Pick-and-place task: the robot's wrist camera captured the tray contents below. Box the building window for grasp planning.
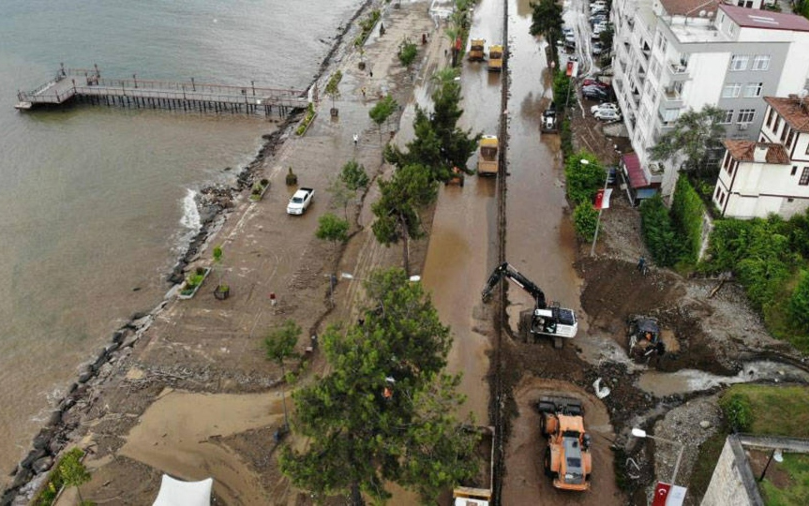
[752,55,771,71]
[801,168,809,186]
[722,83,741,98]
[730,55,749,71]
[766,107,775,128]
[715,186,721,199]
[744,83,763,98]
[774,115,781,134]
[737,109,755,123]
[781,125,790,143]
[720,191,725,205]
[787,129,796,150]
[720,109,734,124]
[793,166,799,176]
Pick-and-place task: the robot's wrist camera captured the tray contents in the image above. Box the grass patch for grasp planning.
[760,453,809,506]
[689,429,730,501]
[723,385,809,438]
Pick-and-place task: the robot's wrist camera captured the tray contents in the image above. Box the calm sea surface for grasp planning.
[0,0,360,479]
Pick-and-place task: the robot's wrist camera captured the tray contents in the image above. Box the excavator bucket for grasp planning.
[537,396,583,416]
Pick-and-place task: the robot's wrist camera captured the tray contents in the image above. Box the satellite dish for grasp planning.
[774,449,784,463]
[699,10,707,17]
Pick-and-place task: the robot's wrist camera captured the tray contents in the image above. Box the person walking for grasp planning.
[636,256,646,274]
[353,133,359,147]
[361,87,366,99]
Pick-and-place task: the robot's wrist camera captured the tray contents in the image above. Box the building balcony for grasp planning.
[661,87,684,108]
[665,61,690,80]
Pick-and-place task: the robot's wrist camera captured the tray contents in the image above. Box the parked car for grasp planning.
[582,87,609,101]
[287,187,315,215]
[564,33,576,47]
[592,42,604,55]
[606,167,617,185]
[583,78,610,89]
[590,15,608,25]
[591,102,619,114]
[594,109,622,121]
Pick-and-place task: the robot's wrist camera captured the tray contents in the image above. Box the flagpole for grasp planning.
[590,167,611,257]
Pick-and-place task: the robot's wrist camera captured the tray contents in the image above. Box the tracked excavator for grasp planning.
[481,262,578,348]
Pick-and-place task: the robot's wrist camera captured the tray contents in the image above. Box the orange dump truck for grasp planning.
[468,39,485,61]
[487,44,503,71]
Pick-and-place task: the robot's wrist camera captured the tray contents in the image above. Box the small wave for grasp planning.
[180,188,202,233]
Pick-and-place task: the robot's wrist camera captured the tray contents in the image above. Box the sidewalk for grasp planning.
[66,2,456,505]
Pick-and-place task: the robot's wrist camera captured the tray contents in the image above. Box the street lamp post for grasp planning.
[590,162,611,257]
[631,428,686,486]
[759,448,784,482]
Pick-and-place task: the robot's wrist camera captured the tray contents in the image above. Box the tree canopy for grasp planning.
[649,106,727,177]
[564,151,604,205]
[371,164,438,274]
[385,78,479,182]
[279,268,477,504]
[530,0,563,63]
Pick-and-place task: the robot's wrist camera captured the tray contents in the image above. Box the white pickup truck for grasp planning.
[286,187,315,215]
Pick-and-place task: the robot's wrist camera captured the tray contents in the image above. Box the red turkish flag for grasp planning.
[455,37,462,51]
[652,482,672,506]
[594,189,604,209]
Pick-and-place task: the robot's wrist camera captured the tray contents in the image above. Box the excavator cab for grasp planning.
[627,315,666,363]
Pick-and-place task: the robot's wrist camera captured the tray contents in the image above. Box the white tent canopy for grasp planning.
[152,474,213,506]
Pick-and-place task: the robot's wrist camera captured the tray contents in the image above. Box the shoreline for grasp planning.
[1,0,375,502]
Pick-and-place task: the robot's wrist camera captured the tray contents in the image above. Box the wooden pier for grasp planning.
[15,65,310,117]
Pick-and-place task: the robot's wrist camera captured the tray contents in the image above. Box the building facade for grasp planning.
[611,0,809,197]
[714,95,809,218]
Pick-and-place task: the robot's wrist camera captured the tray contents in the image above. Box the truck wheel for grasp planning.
[544,447,553,477]
[540,414,548,437]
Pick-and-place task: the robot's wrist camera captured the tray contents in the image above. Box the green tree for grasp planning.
[327,175,356,221]
[385,78,479,182]
[530,0,563,64]
[369,95,399,138]
[325,70,342,111]
[371,164,438,274]
[573,202,599,241]
[399,41,418,66]
[316,213,350,258]
[264,319,301,429]
[342,159,370,190]
[649,106,727,178]
[791,270,809,331]
[60,448,92,505]
[279,268,477,505]
[564,151,604,205]
[640,194,682,267]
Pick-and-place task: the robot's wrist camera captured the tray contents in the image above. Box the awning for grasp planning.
[153,475,212,506]
[622,153,648,189]
[635,188,658,200]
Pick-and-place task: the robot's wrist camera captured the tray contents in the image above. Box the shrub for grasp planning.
[670,176,705,263]
[564,151,603,205]
[719,392,754,432]
[640,194,682,267]
[399,41,418,66]
[560,117,573,158]
[573,202,598,241]
[791,270,809,331]
[552,71,573,108]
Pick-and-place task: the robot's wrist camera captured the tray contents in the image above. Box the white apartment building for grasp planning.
[611,0,809,199]
[713,95,809,218]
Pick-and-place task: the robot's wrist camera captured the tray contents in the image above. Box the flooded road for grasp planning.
[422,0,504,422]
[504,0,584,337]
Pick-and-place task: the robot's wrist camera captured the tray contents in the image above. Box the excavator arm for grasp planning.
[481,262,547,308]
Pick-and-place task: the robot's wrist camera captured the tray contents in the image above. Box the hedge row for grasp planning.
[670,176,704,263]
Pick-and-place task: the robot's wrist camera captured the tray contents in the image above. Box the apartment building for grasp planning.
[611,0,809,198]
[714,94,809,218]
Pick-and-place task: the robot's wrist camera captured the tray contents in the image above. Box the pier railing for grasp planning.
[16,66,309,116]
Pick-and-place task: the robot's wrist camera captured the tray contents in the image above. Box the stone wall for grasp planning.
[701,436,761,506]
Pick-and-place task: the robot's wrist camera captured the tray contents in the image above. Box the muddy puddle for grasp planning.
[502,377,622,505]
[636,360,809,397]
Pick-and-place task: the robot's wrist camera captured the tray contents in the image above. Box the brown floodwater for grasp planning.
[421,0,504,423]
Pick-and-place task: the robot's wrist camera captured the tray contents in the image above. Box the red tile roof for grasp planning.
[622,153,649,189]
[660,0,719,17]
[723,140,790,164]
[720,4,809,32]
[764,96,809,133]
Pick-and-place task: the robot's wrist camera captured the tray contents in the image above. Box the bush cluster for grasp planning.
[640,194,682,268]
[573,202,598,241]
[671,176,704,263]
[719,392,753,432]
